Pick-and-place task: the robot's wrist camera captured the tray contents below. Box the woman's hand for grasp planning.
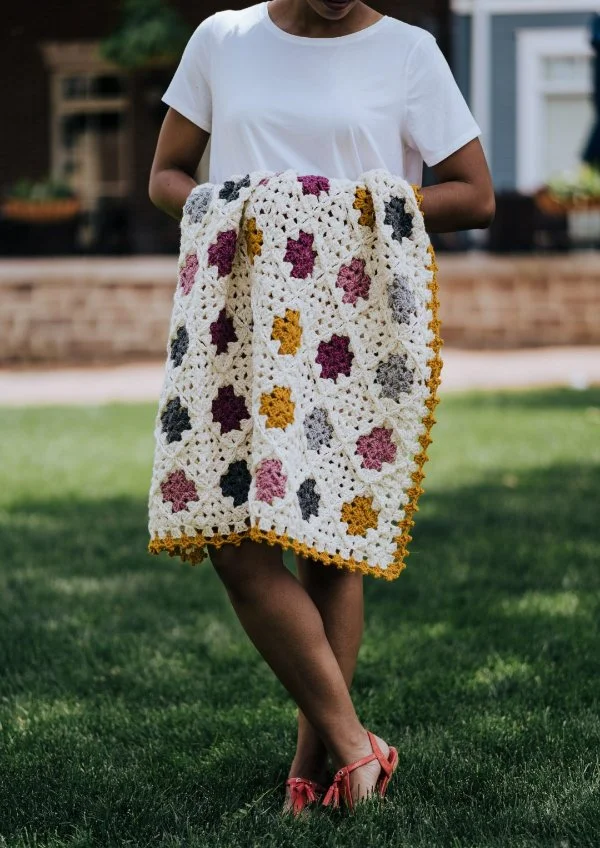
[419,137,495,233]
[148,108,211,221]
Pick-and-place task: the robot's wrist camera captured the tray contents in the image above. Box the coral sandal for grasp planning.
[321,730,399,812]
[283,776,328,816]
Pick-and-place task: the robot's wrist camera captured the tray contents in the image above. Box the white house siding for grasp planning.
[491,12,594,190]
[452,10,595,190]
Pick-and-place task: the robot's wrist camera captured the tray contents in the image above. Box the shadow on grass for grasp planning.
[1,455,599,846]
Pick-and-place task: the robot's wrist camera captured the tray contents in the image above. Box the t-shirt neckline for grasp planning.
[260,1,391,44]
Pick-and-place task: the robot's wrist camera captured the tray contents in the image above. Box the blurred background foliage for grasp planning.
[99,0,192,69]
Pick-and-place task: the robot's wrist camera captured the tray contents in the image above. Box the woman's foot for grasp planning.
[331,728,392,806]
[282,755,330,814]
[282,777,327,816]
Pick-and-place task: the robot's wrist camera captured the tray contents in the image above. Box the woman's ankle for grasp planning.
[288,742,329,780]
[328,725,372,769]
[329,726,392,771]
[287,758,329,784]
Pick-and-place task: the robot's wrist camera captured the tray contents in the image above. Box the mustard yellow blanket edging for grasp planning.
[147,183,442,581]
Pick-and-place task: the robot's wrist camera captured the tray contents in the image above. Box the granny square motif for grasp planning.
[147,168,442,580]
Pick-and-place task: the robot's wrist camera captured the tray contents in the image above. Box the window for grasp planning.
[516,27,594,192]
[41,42,131,248]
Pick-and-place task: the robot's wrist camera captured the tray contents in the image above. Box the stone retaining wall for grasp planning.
[1,253,599,363]
[438,253,599,348]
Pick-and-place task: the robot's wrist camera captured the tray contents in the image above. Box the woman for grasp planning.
[148,0,494,813]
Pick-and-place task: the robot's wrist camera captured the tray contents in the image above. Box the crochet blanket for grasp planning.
[147,168,442,581]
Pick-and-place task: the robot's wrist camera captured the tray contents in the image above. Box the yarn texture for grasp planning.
[147,168,442,581]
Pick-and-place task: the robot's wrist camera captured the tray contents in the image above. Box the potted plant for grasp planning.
[534,163,600,215]
[2,177,80,224]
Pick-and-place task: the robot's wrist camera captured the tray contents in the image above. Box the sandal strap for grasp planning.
[322,730,394,809]
[285,776,326,793]
[366,729,394,778]
[342,751,378,775]
[335,731,393,778]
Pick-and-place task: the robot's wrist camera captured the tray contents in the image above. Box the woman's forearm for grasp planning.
[417,181,495,233]
[150,168,493,234]
[149,168,198,221]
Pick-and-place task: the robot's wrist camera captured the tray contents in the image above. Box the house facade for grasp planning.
[1,0,450,255]
[451,0,598,193]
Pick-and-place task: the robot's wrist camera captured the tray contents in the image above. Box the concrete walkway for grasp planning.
[1,347,599,407]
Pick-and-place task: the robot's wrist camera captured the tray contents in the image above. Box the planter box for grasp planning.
[534,188,600,215]
[2,197,80,223]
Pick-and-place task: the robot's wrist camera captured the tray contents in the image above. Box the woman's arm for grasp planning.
[148,108,211,221]
[150,107,493,232]
[417,137,495,233]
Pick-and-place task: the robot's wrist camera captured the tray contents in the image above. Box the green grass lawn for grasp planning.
[0,388,599,848]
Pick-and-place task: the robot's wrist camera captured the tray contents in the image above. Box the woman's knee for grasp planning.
[296,552,363,586]
[207,538,281,598]
[208,541,248,588]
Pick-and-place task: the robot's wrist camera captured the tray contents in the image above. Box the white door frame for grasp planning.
[516,26,593,192]
[470,0,492,167]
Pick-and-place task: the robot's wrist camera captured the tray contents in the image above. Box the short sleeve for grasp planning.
[161,17,213,132]
[403,32,481,167]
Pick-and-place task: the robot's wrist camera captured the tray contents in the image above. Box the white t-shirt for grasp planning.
[161,1,481,185]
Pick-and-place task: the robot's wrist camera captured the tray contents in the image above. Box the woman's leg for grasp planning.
[288,554,364,786]
[207,537,389,802]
